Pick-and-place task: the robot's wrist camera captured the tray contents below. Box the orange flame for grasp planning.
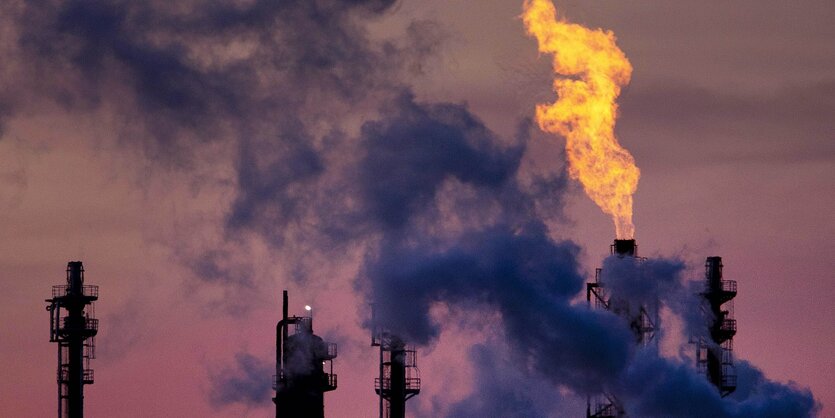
[522,0,639,239]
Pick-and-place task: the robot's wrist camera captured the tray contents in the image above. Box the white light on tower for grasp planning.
[305,305,312,311]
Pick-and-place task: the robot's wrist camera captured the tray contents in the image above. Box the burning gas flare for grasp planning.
[522,0,640,239]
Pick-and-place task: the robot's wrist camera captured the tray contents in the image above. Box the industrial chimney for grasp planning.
[370,306,421,418]
[45,261,99,418]
[696,257,738,397]
[273,291,337,418]
[585,239,657,418]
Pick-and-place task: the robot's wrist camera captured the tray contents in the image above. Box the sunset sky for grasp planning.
[0,1,832,417]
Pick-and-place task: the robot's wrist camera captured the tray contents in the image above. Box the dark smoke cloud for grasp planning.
[9,0,406,162]
[365,222,633,391]
[600,255,685,307]
[346,83,817,417]
[731,360,820,417]
[444,342,583,418]
[353,93,633,394]
[599,255,708,339]
[2,0,442,299]
[2,1,820,415]
[618,350,819,417]
[358,91,524,230]
[209,352,273,408]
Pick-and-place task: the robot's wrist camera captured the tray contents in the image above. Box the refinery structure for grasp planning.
[371,325,421,418]
[45,246,741,418]
[45,262,99,418]
[697,257,738,397]
[274,291,338,418]
[585,241,739,418]
[586,239,656,417]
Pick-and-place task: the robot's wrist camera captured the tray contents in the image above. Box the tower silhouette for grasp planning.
[45,261,99,418]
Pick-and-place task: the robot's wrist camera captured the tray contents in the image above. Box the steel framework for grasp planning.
[370,308,420,418]
[585,240,657,418]
[273,291,337,418]
[695,257,737,397]
[45,261,98,418]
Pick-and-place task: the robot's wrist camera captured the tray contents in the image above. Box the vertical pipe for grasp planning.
[67,332,83,418]
[389,345,406,418]
[66,262,84,418]
[282,291,288,372]
[705,257,723,391]
[379,345,384,418]
[276,290,289,418]
[57,344,62,418]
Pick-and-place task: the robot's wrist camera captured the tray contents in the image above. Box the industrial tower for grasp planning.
[696,257,737,397]
[45,261,99,418]
[273,291,337,418]
[371,331,421,418]
[586,239,657,418]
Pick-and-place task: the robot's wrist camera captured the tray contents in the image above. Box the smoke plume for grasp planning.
[0,0,820,416]
[209,353,273,408]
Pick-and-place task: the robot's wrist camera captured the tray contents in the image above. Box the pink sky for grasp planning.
[0,1,832,417]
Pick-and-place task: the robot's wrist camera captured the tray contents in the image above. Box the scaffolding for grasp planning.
[585,239,657,418]
[45,261,99,418]
[371,308,420,418]
[695,257,737,397]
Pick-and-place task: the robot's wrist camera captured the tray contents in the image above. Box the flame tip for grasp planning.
[523,0,639,238]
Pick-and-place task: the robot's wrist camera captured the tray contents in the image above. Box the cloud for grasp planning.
[357,91,524,230]
[2,2,821,416]
[209,352,273,409]
[444,342,583,418]
[619,350,820,418]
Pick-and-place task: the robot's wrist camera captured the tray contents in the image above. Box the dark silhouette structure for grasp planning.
[372,332,420,418]
[369,305,420,418]
[696,257,737,397]
[45,261,99,418]
[586,239,656,418]
[273,291,337,418]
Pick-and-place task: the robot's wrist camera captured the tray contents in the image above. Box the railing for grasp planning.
[721,373,737,389]
[375,377,421,392]
[83,369,94,384]
[60,317,99,333]
[590,403,619,418]
[405,377,420,391]
[721,280,737,293]
[86,318,99,332]
[327,343,338,358]
[58,368,94,384]
[719,319,737,332]
[52,285,99,298]
[273,371,337,391]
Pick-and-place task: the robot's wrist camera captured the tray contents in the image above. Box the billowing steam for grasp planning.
[0,0,819,416]
[523,0,640,239]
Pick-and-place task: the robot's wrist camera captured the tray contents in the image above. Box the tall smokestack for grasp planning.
[46,261,99,418]
[697,257,738,397]
[612,239,636,257]
[586,240,656,417]
[372,332,420,418]
[370,305,421,418]
[273,291,337,418]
